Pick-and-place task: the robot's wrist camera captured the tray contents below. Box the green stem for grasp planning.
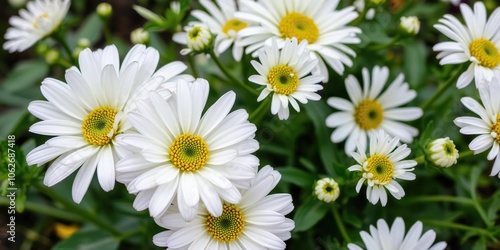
[209,50,259,96]
[459,150,474,159]
[332,205,352,243]
[472,198,492,228]
[187,54,199,79]
[102,21,113,44]
[406,195,474,205]
[422,219,497,242]
[34,183,120,237]
[249,97,270,125]
[52,31,76,65]
[413,155,425,164]
[0,197,83,222]
[367,35,401,51]
[420,64,466,110]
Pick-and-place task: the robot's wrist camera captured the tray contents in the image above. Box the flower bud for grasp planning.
[314,177,340,203]
[130,28,150,44]
[45,49,60,65]
[181,24,213,55]
[96,3,112,19]
[77,38,91,48]
[427,137,459,168]
[400,16,420,35]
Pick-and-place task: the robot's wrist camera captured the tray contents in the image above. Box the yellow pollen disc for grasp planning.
[365,154,394,185]
[279,12,319,43]
[491,114,500,144]
[222,19,248,34]
[33,12,49,29]
[354,99,384,130]
[323,183,335,194]
[188,26,202,40]
[169,134,209,172]
[206,204,245,242]
[469,38,500,68]
[267,64,299,95]
[81,106,118,146]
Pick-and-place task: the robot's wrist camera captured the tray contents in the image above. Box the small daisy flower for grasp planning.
[26,45,189,203]
[188,0,250,61]
[3,0,70,52]
[248,38,324,120]
[235,0,361,82]
[428,137,459,168]
[433,2,500,88]
[347,217,447,250]
[348,131,417,206]
[399,16,420,35]
[173,24,214,55]
[116,79,259,221]
[454,81,500,177]
[326,66,423,154]
[314,177,340,203]
[152,165,294,250]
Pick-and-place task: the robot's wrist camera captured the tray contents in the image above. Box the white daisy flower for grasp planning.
[326,66,423,155]
[454,81,500,177]
[152,165,294,250]
[348,131,417,206]
[314,177,340,203]
[433,2,500,88]
[248,38,324,120]
[26,44,189,203]
[3,0,70,52]
[187,0,249,61]
[115,78,260,221]
[347,217,447,250]
[428,137,459,168]
[399,16,420,35]
[235,0,361,82]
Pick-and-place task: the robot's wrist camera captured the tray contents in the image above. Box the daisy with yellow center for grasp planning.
[326,66,423,154]
[235,0,361,82]
[26,44,189,203]
[249,38,324,120]
[115,79,259,221]
[152,166,295,249]
[433,2,500,88]
[3,0,70,52]
[348,131,417,206]
[454,81,500,178]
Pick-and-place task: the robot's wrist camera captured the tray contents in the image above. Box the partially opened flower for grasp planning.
[427,137,459,168]
[348,131,416,206]
[116,79,259,221]
[326,66,422,154]
[188,0,250,61]
[433,2,500,88]
[314,177,340,203]
[235,0,361,82]
[26,44,189,203]
[153,166,294,250]
[248,38,324,120]
[173,24,214,55]
[4,0,70,52]
[454,81,500,177]
[347,217,447,250]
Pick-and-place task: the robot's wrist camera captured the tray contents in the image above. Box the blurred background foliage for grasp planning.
[0,0,499,249]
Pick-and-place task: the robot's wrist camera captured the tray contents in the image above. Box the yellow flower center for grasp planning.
[279,12,319,43]
[81,106,118,146]
[469,38,500,68]
[491,114,500,144]
[267,65,299,95]
[354,99,384,130]
[322,183,335,194]
[169,134,209,172]
[188,26,203,40]
[222,19,248,34]
[365,154,394,185]
[33,12,49,29]
[206,203,245,242]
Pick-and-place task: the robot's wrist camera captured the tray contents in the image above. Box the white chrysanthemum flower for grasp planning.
[187,0,249,61]
[235,0,361,82]
[115,79,259,221]
[152,165,294,250]
[26,44,189,203]
[173,24,214,55]
[326,66,423,154]
[348,131,416,206]
[3,0,70,52]
[428,137,459,168]
[248,38,324,120]
[454,81,500,177]
[314,177,340,203]
[347,217,447,250]
[400,16,420,35]
[433,2,500,88]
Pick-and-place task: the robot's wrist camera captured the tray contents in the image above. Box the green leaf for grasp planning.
[293,196,329,232]
[0,109,28,138]
[52,231,119,250]
[276,167,315,188]
[403,40,428,88]
[2,60,49,93]
[72,13,103,45]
